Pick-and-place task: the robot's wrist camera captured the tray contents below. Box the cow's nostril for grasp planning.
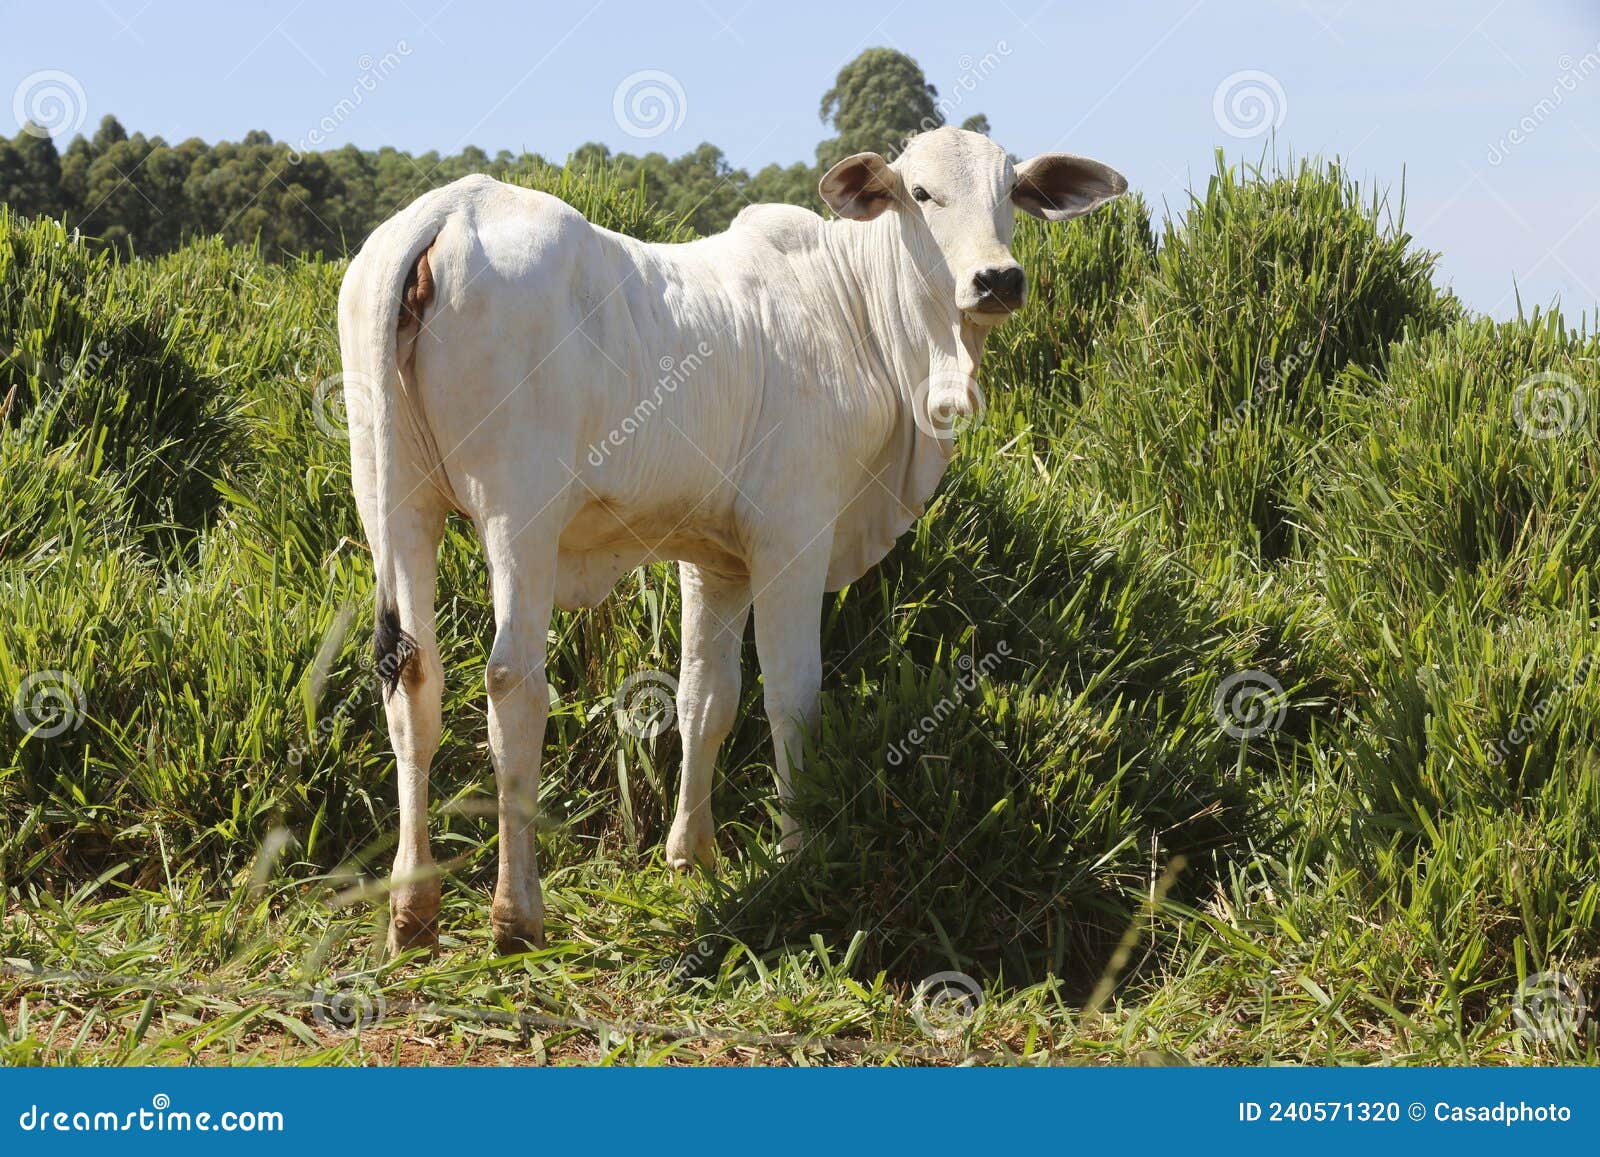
[973,266,1026,308]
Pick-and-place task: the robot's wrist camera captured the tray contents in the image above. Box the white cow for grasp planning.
[337,127,1126,955]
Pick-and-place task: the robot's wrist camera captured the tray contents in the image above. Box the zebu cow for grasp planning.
[337,127,1126,955]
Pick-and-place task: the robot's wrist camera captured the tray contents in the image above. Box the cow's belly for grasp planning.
[553,497,746,609]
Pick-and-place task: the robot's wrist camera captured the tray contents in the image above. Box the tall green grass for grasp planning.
[2,155,1598,1062]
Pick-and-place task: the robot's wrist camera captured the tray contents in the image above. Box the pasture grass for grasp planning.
[3,157,1599,1064]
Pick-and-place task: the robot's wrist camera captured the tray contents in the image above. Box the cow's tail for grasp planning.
[338,196,453,698]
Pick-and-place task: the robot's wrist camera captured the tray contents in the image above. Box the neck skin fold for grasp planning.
[817,210,987,427]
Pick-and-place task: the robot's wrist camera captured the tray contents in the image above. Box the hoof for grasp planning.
[387,878,441,958]
[778,817,804,858]
[665,821,715,872]
[387,909,439,957]
[491,893,545,956]
[492,920,546,956]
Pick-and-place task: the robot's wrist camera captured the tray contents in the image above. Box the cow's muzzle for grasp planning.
[968,264,1026,316]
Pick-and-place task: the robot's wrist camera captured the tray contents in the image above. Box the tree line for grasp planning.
[0,48,989,258]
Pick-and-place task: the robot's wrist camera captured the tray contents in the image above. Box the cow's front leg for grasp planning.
[666,564,751,870]
[750,539,831,855]
[481,517,557,954]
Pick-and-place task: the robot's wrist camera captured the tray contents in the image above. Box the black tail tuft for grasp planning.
[374,601,419,697]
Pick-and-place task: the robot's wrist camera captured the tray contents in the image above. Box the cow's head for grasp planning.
[819,127,1127,325]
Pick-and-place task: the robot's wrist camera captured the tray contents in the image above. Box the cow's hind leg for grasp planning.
[666,564,750,870]
[376,506,448,955]
[480,516,558,954]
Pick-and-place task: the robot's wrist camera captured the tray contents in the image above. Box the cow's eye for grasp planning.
[911,184,932,203]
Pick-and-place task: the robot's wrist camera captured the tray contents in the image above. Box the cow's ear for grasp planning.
[819,152,902,221]
[1011,153,1127,221]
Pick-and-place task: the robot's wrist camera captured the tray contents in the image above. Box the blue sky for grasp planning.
[7,0,1600,317]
